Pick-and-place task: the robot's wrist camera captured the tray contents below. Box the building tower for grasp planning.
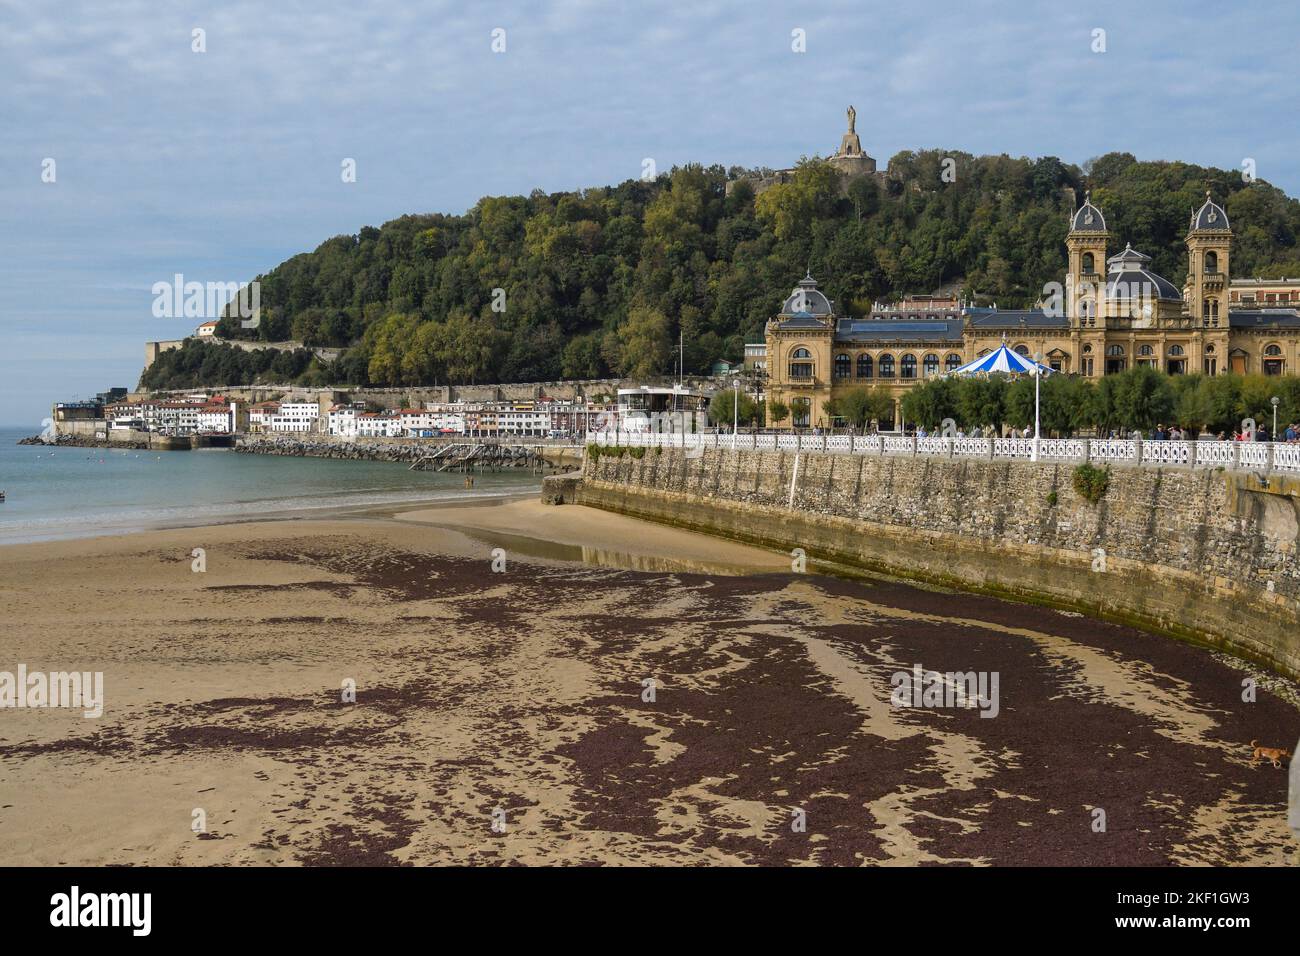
[764,274,837,429]
[1185,191,1232,328]
[1065,192,1109,329]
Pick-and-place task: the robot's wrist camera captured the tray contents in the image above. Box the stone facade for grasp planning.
[765,191,1300,429]
[577,447,1300,679]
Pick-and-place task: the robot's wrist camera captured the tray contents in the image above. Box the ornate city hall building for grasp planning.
[765,194,1300,428]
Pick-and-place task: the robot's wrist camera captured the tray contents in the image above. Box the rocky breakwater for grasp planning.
[17,433,149,450]
[235,435,427,463]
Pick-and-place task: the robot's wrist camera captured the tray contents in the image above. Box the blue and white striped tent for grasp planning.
[948,344,1055,376]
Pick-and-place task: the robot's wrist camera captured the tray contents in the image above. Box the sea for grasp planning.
[0,426,540,545]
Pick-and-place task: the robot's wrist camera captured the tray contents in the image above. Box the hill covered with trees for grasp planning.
[173,149,1300,390]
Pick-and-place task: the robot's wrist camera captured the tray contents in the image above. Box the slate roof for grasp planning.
[1191,194,1230,232]
[834,317,964,343]
[1228,309,1300,329]
[963,307,1068,329]
[1071,193,1107,233]
[780,274,834,317]
[777,315,832,330]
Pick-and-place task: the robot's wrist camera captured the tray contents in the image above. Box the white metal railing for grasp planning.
[586,430,1300,475]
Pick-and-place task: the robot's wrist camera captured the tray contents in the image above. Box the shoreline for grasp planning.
[0,487,542,550]
[0,496,1296,865]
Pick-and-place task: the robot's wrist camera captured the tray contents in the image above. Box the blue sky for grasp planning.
[1,0,1296,426]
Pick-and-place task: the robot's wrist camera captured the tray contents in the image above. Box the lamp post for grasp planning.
[1271,396,1280,440]
[1031,353,1043,462]
[732,375,740,450]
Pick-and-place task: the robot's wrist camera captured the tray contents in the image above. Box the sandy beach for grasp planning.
[0,497,1296,866]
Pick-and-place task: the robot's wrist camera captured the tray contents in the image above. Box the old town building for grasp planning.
[765,193,1300,428]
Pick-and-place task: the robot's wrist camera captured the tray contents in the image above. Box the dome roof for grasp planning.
[1105,244,1181,300]
[1070,191,1107,232]
[781,273,834,316]
[1190,192,1230,232]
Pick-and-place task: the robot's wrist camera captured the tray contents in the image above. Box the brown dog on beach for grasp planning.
[1249,740,1291,769]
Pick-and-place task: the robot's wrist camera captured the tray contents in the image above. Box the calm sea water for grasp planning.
[0,426,540,544]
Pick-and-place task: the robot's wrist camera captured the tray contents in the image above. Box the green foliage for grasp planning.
[709,388,758,427]
[1046,490,1059,507]
[896,368,1300,437]
[832,386,895,428]
[182,151,1300,389]
[957,375,1009,431]
[767,399,790,425]
[900,376,958,428]
[1072,463,1111,504]
[138,339,321,389]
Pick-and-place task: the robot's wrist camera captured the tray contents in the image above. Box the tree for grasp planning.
[900,377,959,429]
[767,399,790,425]
[615,306,673,379]
[709,389,757,428]
[1112,366,1176,433]
[956,376,1009,433]
[835,387,894,429]
[1004,373,1091,436]
[143,149,1300,394]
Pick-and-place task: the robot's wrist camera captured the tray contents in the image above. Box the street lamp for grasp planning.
[1271,396,1280,439]
[1031,352,1043,461]
[732,374,740,450]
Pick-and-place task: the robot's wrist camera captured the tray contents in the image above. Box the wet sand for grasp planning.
[0,498,1296,866]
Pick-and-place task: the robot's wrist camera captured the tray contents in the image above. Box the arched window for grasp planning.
[1205,251,1218,274]
[1138,344,1154,356]
[1168,344,1185,356]
[834,353,851,380]
[901,354,917,379]
[923,353,940,376]
[1205,344,1215,353]
[1082,252,1095,273]
[788,347,813,380]
[857,354,873,378]
[1106,345,1125,356]
[945,353,962,371]
[1014,344,1030,356]
[1204,298,1220,325]
[879,353,896,378]
[1083,344,1093,353]
[1264,344,1284,376]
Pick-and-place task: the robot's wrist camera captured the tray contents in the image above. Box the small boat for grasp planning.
[0,490,6,502]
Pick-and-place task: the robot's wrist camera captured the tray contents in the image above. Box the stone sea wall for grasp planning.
[572,447,1300,678]
[235,435,583,469]
[235,435,433,463]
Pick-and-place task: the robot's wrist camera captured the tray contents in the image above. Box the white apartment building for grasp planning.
[268,401,321,433]
[495,407,550,437]
[248,402,279,433]
[398,408,436,436]
[356,412,403,438]
[327,405,361,437]
[428,411,466,434]
[154,401,201,434]
[196,401,236,433]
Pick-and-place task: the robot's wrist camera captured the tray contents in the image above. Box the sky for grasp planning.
[1,0,1297,426]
